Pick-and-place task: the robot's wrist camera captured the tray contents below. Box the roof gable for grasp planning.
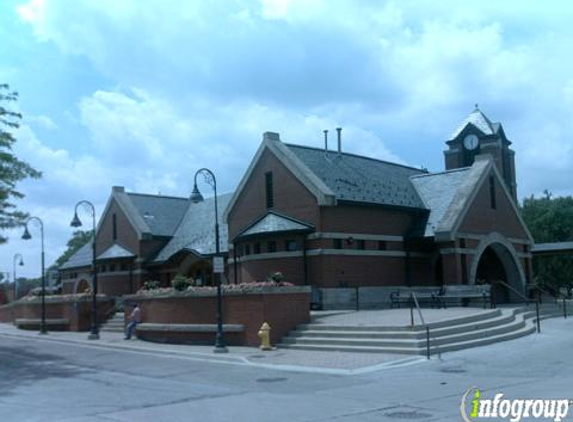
[97,243,135,260]
[153,193,232,263]
[59,240,93,270]
[450,108,501,140]
[235,211,314,240]
[410,168,472,237]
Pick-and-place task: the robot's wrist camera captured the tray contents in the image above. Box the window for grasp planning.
[254,242,261,254]
[378,241,387,251]
[489,176,497,209]
[265,171,274,209]
[245,244,251,256]
[120,263,128,271]
[356,239,365,250]
[285,240,297,251]
[267,241,277,253]
[109,264,116,272]
[112,213,117,240]
[334,239,342,249]
[459,239,466,248]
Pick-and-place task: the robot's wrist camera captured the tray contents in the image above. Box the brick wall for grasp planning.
[125,289,310,347]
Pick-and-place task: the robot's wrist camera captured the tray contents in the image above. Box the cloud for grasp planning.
[6,0,573,276]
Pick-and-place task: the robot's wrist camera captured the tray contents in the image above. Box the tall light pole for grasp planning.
[21,216,47,335]
[70,200,99,340]
[190,168,228,353]
[13,253,24,301]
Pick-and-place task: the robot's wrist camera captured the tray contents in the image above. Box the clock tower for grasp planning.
[444,106,517,201]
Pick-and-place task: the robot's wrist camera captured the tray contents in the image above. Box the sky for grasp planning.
[1,0,573,279]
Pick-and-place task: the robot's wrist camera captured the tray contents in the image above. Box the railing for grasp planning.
[410,292,441,360]
[493,280,541,333]
[529,283,569,320]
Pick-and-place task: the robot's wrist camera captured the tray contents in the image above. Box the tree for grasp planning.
[55,230,92,268]
[521,191,573,289]
[0,84,42,243]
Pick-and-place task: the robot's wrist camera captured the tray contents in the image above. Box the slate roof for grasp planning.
[153,193,233,262]
[97,244,135,260]
[236,211,314,240]
[410,168,472,237]
[286,144,426,209]
[59,241,92,270]
[450,108,501,140]
[411,158,491,237]
[126,193,189,237]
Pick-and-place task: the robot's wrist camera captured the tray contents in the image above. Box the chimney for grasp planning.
[336,127,342,154]
[112,186,125,193]
[263,131,280,142]
[323,130,328,151]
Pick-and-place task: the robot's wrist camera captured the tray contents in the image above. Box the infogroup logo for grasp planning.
[460,387,571,422]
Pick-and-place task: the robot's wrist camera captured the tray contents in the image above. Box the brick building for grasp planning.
[60,107,533,304]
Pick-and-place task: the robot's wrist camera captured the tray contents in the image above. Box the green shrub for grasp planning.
[143,280,161,290]
[267,272,284,283]
[172,275,194,291]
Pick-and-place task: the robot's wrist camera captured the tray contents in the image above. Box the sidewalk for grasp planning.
[0,322,425,375]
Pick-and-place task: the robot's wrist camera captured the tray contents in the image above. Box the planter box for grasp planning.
[0,295,114,331]
[124,286,311,347]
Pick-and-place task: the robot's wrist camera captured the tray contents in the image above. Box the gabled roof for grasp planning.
[97,187,189,240]
[126,193,189,237]
[450,107,502,140]
[286,144,426,209]
[410,167,473,237]
[223,132,427,219]
[58,241,93,270]
[153,193,233,263]
[411,155,533,242]
[97,244,135,261]
[235,211,314,241]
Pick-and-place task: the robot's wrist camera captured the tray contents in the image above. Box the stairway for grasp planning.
[99,312,125,333]
[279,302,569,355]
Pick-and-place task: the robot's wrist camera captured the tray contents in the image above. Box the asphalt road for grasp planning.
[2,317,573,422]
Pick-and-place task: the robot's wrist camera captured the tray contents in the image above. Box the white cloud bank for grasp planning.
[3,0,573,276]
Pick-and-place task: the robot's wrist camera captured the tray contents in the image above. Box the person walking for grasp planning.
[124,302,142,340]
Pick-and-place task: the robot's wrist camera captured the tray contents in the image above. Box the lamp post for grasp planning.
[13,253,24,301]
[70,200,99,340]
[21,216,47,335]
[190,168,228,353]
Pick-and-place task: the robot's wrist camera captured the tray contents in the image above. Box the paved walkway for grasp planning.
[0,307,497,375]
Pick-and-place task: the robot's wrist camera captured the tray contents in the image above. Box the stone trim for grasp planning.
[456,232,532,245]
[307,232,403,241]
[230,248,430,263]
[439,248,476,255]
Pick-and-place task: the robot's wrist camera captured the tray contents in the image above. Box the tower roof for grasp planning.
[449,106,501,140]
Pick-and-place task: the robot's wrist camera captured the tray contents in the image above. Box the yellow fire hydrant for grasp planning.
[258,322,272,351]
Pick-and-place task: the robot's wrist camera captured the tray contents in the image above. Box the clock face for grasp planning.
[463,134,479,150]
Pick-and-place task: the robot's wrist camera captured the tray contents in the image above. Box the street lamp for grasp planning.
[13,253,24,301]
[190,168,228,353]
[21,216,47,335]
[70,200,99,340]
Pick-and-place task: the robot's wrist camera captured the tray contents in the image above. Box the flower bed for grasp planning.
[124,283,311,347]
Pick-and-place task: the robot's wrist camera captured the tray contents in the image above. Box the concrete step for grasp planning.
[279,313,538,355]
[99,313,125,333]
[300,308,501,332]
[290,311,515,340]
[282,314,525,349]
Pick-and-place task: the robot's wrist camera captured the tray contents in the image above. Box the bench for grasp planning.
[15,318,69,331]
[135,323,246,345]
[436,285,492,309]
[390,289,440,309]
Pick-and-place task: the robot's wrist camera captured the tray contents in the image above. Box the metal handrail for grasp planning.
[530,283,566,301]
[410,292,441,360]
[493,280,541,333]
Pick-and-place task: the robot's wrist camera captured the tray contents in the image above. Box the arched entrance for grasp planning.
[178,254,214,286]
[74,279,91,294]
[469,233,526,303]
